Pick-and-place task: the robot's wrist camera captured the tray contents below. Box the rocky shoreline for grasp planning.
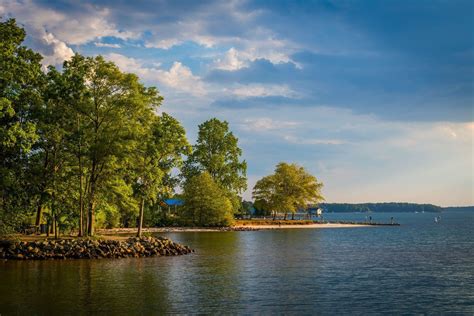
[0,236,194,260]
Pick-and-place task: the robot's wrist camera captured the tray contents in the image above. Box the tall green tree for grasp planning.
[63,54,161,236]
[28,66,78,236]
[0,18,44,232]
[253,162,324,220]
[134,113,190,237]
[183,118,247,212]
[183,172,234,227]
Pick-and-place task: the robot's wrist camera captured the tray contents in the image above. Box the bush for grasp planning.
[183,172,234,227]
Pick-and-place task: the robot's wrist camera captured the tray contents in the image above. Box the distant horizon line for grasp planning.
[319,202,474,208]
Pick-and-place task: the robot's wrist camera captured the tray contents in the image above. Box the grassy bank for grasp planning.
[235,219,317,226]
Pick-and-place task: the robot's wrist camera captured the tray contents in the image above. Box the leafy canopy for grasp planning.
[183,172,234,227]
[0,18,44,233]
[253,162,324,215]
[184,118,247,194]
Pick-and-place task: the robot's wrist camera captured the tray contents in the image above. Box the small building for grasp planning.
[159,199,184,213]
[306,205,323,217]
[164,199,184,207]
[316,208,322,217]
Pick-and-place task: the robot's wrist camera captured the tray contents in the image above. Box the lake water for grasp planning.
[1,211,473,314]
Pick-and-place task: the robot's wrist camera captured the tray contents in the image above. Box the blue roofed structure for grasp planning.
[164,199,184,206]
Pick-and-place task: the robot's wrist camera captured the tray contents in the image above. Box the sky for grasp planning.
[1,0,473,206]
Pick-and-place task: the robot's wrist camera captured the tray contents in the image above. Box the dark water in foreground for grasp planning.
[1,211,473,315]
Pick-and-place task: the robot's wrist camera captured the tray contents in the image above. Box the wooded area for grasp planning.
[0,19,251,236]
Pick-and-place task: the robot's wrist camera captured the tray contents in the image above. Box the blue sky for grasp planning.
[2,0,473,205]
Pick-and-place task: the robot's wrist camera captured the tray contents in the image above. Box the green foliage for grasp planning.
[0,18,44,230]
[183,118,247,214]
[253,162,324,217]
[0,18,42,156]
[184,118,247,192]
[0,19,248,234]
[133,112,190,236]
[253,199,272,217]
[134,113,191,201]
[239,200,254,217]
[183,172,234,227]
[61,54,161,235]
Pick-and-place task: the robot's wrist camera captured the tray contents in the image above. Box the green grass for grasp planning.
[235,219,316,226]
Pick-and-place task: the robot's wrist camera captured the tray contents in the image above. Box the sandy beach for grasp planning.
[233,223,371,230]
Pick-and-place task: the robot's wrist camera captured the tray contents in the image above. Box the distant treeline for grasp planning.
[442,206,474,212]
[320,203,443,213]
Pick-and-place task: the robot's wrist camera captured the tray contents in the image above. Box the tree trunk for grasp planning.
[52,217,56,238]
[291,213,295,220]
[77,115,84,237]
[284,213,288,220]
[54,216,58,240]
[87,201,95,236]
[87,181,96,236]
[35,203,43,226]
[78,161,84,237]
[35,152,49,226]
[137,198,145,237]
[272,211,276,220]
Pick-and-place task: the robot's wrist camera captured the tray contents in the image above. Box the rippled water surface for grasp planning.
[1,211,473,314]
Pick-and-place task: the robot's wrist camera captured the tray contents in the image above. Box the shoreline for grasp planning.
[97,222,376,234]
[3,221,396,243]
[234,223,372,229]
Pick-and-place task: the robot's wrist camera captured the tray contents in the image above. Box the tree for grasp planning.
[252,162,324,220]
[252,174,278,219]
[0,18,44,233]
[63,54,161,236]
[28,66,78,236]
[183,118,247,213]
[150,113,192,198]
[253,199,272,217]
[239,200,254,218]
[183,172,234,227]
[134,113,191,237]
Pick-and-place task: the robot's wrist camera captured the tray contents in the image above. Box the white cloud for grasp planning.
[230,84,298,98]
[105,53,206,96]
[4,0,298,68]
[283,135,346,145]
[214,38,299,71]
[136,2,298,67]
[160,62,206,96]
[145,38,182,50]
[215,48,247,70]
[94,42,121,48]
[40,32,74,66]
[240,117,300,132]
[21,0,135,45]
[379,122,474,149]
[237,106,473,205]
[234,34,297,65]
[2,0,136,65]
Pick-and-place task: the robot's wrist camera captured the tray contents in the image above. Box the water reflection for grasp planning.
[1,211,473,314]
